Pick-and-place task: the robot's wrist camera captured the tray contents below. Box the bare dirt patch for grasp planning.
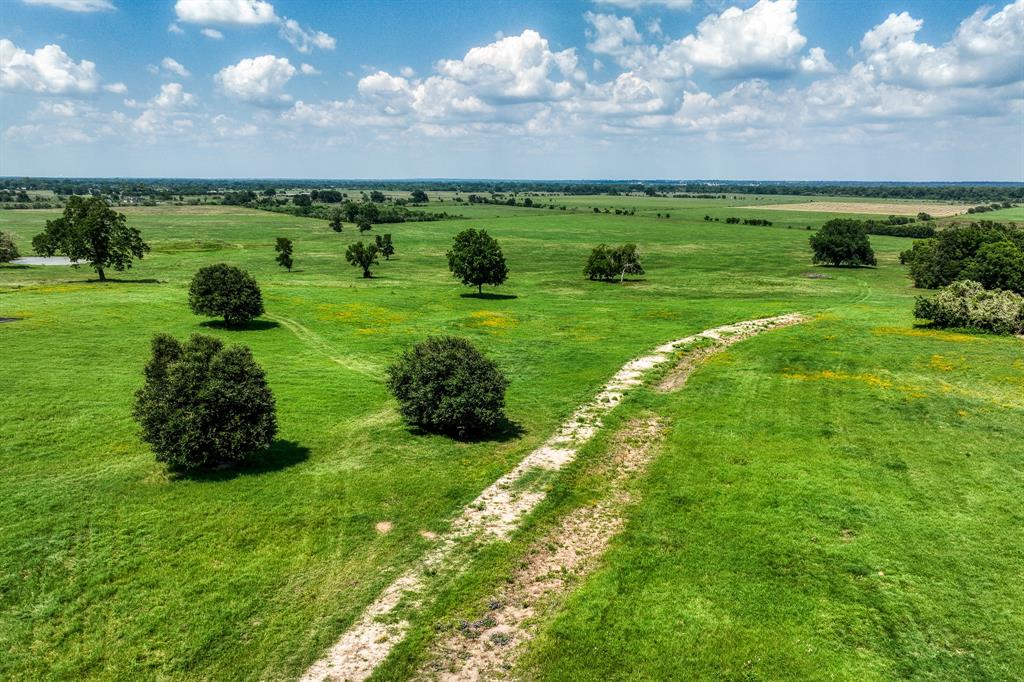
[416,418,663,681]
[299,315,804,682]
[375,521,394,534]
[748,201,970,217]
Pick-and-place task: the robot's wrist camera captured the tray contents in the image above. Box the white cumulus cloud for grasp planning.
[0,39,100,94]
[279,18,336,53]
[174,0,277,25]
[103,81,127,93]
[592,0,693,9]
[201,28,224,39]
[215,54,296,104]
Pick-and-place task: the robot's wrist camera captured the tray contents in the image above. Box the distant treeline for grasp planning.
[2,178,1022,203]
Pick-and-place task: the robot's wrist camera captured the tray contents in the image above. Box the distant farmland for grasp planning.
[748,201,971,216]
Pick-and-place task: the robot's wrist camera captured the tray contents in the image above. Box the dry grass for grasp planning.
[748,201,970,217]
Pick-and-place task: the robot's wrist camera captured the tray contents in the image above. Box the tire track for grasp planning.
[299,314,805,682]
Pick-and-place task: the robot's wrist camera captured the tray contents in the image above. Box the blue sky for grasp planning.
[1,0,1022,180]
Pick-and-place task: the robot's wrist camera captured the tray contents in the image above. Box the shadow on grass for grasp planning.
[408,417,525,444]
[0,265,31,270]
[175,439,310,482]
[199,319,281,331]
[459,292,519,300]
[82,277,165,284]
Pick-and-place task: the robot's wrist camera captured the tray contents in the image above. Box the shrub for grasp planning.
[914,280,1024,335]
[345,241,379,278]
[0,231,19,262]
[386,336,509,439]
[133,333,278,470]
[809,220,876,267]
[188,263,264,325]
[274,237,294,271]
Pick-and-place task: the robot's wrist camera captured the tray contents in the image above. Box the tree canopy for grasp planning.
[133,333,278,470]
[31,195,149,280]
[901,221,1024,293]
[188,263,265,325]
[809,220,876,267]
[275,237,294,271]
[584,243,645,282]
[375,233,395,260]
[446,228,509,294]
[345,241,379,278]
[0,231,19,263]
[386,336,509,439]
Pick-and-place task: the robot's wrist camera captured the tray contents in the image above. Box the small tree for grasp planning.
[386,336,509,439]
[447,228,509,294]
[275,237,294,271]
[375,233,395,260]
[346,241,379,278]
[809,220,876,267]
[358,220,372,233]
[0,231,19,263]
[133,333,277,470]
[31,195,149,280]
[329,209,343,233]
[188,263,264,325]
[584,243,644,282]
[410,189,428,203]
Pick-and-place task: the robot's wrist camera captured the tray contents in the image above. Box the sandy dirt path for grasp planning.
[300,314,805,682]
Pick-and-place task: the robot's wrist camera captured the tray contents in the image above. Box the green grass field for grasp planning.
[1,199,1021,680]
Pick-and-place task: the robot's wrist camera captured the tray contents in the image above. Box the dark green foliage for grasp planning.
[274,237,294,271]
[584,243,645,282]
[369,190,386,203]
[329,209,343,233]
[133,333,277,470]
[345,241,378,278]
[914,280,1024,334]
[446,228,509,294]
[386,336,509,439]
[292,194,312,207]
[901,221,1024,292]
[0,231,19,262]
[188,263,264,325]
[960,241,1024,292]
[375,233,395,260]
[410,189,428,203]
[31,195,149,280]
[358,220,372,233]
[809,220,876,267]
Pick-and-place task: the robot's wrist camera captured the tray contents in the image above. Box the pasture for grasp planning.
[1,198,1022,680]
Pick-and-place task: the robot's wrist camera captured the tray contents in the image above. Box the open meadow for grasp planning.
[1,197,1022,680]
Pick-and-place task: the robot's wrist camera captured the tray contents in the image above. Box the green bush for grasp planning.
[914,280,1024,335]
[583,243,644,282]
[133,333,278,470]
[386,336,509,439]
[188,263,264,325]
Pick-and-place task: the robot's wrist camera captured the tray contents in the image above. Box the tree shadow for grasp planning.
[459,292,519,300]
[0,264,31,270]
[199,319,281,331]
[407,417,525,444]
[174,439,310,482]
[83,277,165,284]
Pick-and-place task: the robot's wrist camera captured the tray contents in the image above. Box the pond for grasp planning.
[12,257,82,265]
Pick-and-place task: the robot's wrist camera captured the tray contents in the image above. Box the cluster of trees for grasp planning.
[717,216,774,226]
[914,280,1024,335]
[809,221,877,267]
[819,217,936,239]
[583,243,645,282]
[967,202,1014,214]
[900,221,1024,293]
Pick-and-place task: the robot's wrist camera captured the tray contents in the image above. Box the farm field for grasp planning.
[1,198,1022,681]
[749,201,972,217]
